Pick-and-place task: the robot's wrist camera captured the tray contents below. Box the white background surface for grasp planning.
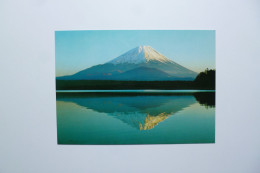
[1,0,260,172]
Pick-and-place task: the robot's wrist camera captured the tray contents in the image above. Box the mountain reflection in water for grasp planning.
[57,92,214,131]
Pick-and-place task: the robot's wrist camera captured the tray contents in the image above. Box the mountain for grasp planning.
[57,45,197,81]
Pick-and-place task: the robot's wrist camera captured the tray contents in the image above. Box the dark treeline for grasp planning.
[194,69,215,89]
[56,69,215,90]
[56,80,194,90]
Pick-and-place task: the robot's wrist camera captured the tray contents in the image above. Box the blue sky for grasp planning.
[55,30,215,77]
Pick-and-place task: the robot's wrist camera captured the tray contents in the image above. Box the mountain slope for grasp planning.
[113,66,173,81]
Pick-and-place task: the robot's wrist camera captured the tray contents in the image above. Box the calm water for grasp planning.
[56,91,215,145]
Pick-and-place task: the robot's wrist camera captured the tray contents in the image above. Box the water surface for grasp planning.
[56,91,215,144]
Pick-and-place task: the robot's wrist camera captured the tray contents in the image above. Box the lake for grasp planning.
[56,90,215,145]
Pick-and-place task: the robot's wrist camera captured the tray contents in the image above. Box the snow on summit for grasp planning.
[108,46,174,64]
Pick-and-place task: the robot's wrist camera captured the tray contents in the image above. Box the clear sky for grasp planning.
[55,30,215,77]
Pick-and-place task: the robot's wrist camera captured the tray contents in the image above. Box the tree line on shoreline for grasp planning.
[56,69,215,90]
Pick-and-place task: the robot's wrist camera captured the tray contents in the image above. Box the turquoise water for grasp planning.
[56,91,215,145]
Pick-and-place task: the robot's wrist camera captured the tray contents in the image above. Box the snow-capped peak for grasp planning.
[108,45,174,64]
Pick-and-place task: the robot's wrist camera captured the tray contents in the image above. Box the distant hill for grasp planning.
[57,46,197,81]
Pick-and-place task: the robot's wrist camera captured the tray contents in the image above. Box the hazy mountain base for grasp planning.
[58,62,197,81]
